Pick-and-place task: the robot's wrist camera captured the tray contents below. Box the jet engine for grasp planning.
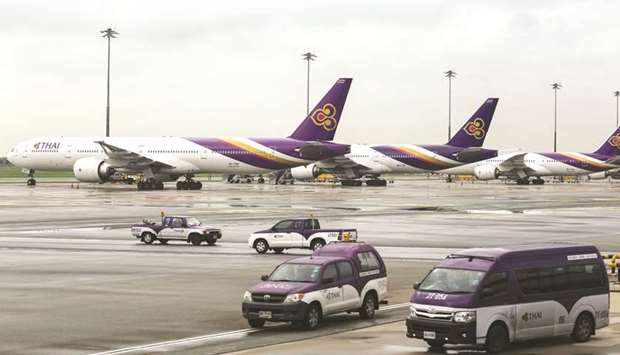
[473,165,499,181]
[589,170,620,180]
[290,164,320,180]
[73,157,114,183]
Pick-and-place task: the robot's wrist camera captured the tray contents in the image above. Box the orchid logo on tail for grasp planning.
[310,103,338,131]
[463,118,486,140]
[609,133,620,147]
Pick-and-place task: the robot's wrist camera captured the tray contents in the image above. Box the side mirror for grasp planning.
[322,277,335,284]
[413,282,420,290]
[260,275,269,281]
[481,288,493,297]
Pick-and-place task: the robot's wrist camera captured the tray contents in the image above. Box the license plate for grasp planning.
[258,311,272,319]
[423,331,436,340]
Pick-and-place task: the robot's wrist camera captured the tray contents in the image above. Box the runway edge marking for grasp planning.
[89,303,411,355]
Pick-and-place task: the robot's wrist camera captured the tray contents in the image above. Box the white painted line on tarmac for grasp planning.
[90,302,410,355]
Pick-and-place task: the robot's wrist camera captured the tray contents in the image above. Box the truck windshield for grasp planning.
[270,264,321,283]
[419,268,486,294]
[185,218,201,227]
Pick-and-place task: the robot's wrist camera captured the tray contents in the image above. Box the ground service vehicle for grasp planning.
[242,242,387,329]
[131,216,222,245]
[406,243,609,353]
[248,218,357,254]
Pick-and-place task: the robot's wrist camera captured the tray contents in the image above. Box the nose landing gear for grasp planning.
[26,169,36,186]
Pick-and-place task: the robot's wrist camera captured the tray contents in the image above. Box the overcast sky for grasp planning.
[1,0,619,154]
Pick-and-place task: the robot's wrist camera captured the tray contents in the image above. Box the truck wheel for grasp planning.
[572,313,594,343]
[254,239,269,254]
[485,322,508,353]
[206,235,217,246]
[273,248,284,254]
[142,233,155,245]
[302,303,321,330]
[310,239,325,251]
[189,234,202,246]
[359,293,376,319]
[248,319,265,328]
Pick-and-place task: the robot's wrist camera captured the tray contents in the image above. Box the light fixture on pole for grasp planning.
[444,70,457,140]
[551,83,562,152]
[614,91,619,128]
[101,28,119,137]
[301,52,317,115]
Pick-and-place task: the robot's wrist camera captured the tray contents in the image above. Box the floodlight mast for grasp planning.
[101,28,119,137]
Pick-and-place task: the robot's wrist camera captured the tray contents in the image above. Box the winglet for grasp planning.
[289,78,352,141]
[447,98,499,148]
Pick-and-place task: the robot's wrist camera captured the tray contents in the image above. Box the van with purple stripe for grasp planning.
[406,243,609,353]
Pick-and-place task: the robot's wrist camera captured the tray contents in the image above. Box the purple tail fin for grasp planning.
[593,126,620,156]
[289,78,352,141]
[447,98,499,148]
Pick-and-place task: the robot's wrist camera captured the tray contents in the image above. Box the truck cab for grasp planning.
[242,242,387,330]
[248,218,357,254]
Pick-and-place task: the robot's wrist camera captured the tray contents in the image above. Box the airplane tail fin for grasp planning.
[289,78,352,141]
[447,98,499,148]
[593,126,620,156]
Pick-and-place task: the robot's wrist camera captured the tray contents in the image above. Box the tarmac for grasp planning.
[1,178,619,355]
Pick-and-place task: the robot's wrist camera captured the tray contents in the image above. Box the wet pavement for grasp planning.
[1,178,619,354]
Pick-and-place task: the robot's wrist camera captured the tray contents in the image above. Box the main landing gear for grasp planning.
[532,178,545,185]
[26,169,36,186]
[341,179,387,187]
[137,179,164,191]
[516,178,530,185]
[177,175,202,190]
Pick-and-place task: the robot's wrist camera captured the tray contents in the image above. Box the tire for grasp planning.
[273,248,284,254]
[254,239,269,254]
[189,234,202,246]
[27,179,36,186]
[310,239,325,251]
[142,233,155,245]
[366,179,387,187]
[258,178,265,184]
[359,293,377,319]
[206,235,217,246]
[247,319,265,328]
[572,313,594,343]
[159,239,168,245]
[302,303,321,330]
[425,340,445,349]
[485,322,508,354]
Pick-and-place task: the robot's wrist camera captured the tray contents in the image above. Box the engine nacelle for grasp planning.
[73,157,114,183]
[473,165,499,181]
[588,171,609,180]
[290,165,320,180]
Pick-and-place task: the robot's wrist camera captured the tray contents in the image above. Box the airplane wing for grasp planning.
[95,141,175,170]
[495,153,531,179]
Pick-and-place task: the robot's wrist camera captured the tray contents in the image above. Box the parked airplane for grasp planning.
[439,126,620,184]
[287,98,499,186]
[6,78,353,190]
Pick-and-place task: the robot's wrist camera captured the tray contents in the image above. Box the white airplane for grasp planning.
[6,79,352,190]
[439,126,620,185]
[287,98,499,186]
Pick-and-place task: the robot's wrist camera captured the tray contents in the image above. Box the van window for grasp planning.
[480,272,509,298]
[419,268,485,294]
[322,264,338,282]
[357,251,380,272]
[516,263,604,294]
[336,261,354,279]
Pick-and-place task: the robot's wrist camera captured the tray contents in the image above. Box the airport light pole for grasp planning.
[444,70,457,140]
[551,83,562,152]
[302,52,317,115]
[614,91,620,127]
[101,28,119,137]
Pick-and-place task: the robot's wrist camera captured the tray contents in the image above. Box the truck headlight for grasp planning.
[283,293,304,303]
[454,311,476,323]
[243,291,252,302]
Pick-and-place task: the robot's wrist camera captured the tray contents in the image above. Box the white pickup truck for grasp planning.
[131,216,222,245]
[248,218,357,254]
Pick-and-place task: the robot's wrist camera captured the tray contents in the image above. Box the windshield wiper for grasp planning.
[419,288,447,293]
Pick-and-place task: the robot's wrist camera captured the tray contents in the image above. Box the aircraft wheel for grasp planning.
[26,179,36,186]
